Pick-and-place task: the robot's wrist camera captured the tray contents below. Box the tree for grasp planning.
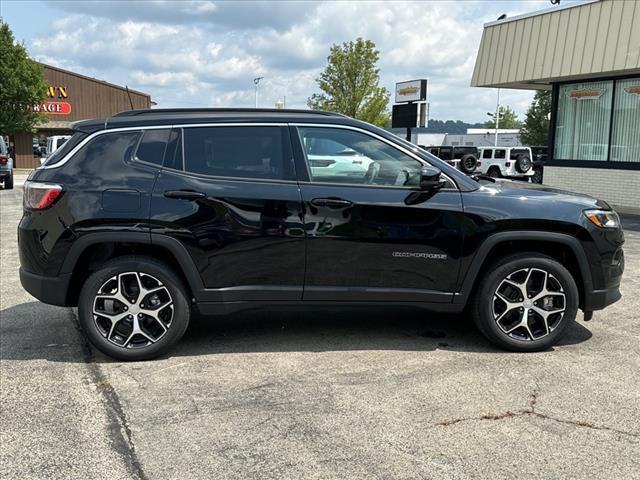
[484,105,521,129]
[0,21,48,134]
[308,38,389,127]
[520,90,551,146]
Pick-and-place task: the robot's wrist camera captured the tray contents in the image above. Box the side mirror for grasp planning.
[419,165,446,190]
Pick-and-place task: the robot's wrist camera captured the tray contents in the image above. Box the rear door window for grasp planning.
[134,129,171,166]
[183,126,293,180]
[164,128,183,170]
[494,149,506,159]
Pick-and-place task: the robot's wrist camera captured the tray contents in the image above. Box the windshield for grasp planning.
[41,132,88,167]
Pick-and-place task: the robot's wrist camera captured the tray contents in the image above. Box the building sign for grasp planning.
[47,86,69,99]
[395,79,427,103]
[566,88,605,100]
[33,101,72,115]
[624,85,640,96]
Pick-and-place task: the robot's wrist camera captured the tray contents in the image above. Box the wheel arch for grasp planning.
[456,232,592,309]
[62,233,204,306]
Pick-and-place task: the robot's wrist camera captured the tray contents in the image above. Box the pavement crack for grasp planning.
[68,308,148,480]
[436,386,639,439]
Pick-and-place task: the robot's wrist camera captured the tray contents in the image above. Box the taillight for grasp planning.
[477,161,482,166]
[0,155,7,165]
[23,182,63,210]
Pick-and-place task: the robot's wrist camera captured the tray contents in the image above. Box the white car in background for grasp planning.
[476,146,534,180]
[39,135,71,165]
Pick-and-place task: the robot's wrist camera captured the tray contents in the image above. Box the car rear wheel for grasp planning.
[78,256,191,361]
[532,166,543,184]
[4,174,13,189]
[472,253,578,352]
[487,166,501,178]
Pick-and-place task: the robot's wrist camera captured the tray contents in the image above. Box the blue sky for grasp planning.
[1,0,579,123]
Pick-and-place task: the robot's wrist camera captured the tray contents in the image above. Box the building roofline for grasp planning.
[37,62,150,98]
[484,0,599,27]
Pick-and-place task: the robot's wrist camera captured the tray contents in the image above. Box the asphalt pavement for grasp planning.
[1,174,639,480]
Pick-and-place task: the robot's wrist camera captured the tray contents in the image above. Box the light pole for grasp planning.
[494,88,501,146]
[253,77,264,108]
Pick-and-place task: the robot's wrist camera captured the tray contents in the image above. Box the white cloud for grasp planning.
[19,0,559,121]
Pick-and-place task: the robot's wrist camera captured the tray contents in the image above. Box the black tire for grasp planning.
[515,155,532,173]
[78,256,191,361]
[487,166,501,178]
[459,154,478,174]
[472,253,578,352]
[4,174,13,190]
[532,166,543,184]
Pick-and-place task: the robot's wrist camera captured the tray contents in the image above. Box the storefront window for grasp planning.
[610,78,640,163]
[555,80,613,161]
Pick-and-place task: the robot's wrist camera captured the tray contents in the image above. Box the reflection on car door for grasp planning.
[150,125,306,302]
[293,125,465,303]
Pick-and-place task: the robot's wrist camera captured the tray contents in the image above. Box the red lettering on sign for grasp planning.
[32,101,72,115]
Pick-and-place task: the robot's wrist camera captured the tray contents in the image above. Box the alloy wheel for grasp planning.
[492,267,566,341]
[92,272,174,349]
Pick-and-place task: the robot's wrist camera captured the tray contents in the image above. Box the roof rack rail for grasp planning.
[112,108,345,118]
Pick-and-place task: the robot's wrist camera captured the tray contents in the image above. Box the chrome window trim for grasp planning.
[160,165,299,185]
[37,121,455,191]
[291,123,458,190]
[37,122,288,170]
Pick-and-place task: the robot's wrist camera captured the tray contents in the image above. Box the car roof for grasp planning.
[71,108,361,132]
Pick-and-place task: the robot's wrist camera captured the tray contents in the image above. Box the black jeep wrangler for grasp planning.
[19,109,624,360]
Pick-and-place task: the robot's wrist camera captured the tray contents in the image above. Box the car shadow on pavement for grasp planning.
[0,302,594,362]
[1,302,595,362]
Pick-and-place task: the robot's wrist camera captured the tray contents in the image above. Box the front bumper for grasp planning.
[20,268,72,307]
[583,284,622,311]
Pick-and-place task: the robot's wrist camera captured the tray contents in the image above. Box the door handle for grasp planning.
[310,198,353,208]
[164,190,206,200]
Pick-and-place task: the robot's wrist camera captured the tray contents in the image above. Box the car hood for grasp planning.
[475,179,612,210]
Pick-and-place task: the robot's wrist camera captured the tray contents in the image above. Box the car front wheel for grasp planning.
[472,253,578,352]
[78,256,191,361]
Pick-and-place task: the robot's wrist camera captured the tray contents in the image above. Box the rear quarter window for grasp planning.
[41,132,88,166]
[510,148,529,160]
[64,131,140,173]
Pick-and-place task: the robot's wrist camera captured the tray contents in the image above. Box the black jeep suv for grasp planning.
[19,109,624,360]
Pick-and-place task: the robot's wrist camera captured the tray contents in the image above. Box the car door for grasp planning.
[292,125,465,303]
[150,124,306,302]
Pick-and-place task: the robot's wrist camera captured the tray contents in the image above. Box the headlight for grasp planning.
[584,209,620,229]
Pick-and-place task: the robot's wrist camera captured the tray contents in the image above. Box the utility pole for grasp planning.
[494,88,501,146]
[253,77,264,108]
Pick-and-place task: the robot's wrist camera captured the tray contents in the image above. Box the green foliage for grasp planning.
[520,90,551,146]
[308,38,390,127]
[484,105,521,129]
[417,119,484,134]
[0,21,48,134]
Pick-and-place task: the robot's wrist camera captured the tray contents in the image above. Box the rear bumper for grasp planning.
[19,268,72,307]
[0,170,11,179]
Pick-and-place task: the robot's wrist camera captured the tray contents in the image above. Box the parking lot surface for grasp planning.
[1,176,639,480]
